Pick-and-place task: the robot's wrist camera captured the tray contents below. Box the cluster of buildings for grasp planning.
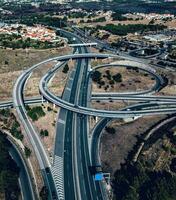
[0,23,58,42]
[123,12,175,20]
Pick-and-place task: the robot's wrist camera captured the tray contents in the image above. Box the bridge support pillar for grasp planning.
[95,116,98,123]
[42,96,44,104]
[53,104,56,109]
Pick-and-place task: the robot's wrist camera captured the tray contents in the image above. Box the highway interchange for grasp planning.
[1,27,175,200]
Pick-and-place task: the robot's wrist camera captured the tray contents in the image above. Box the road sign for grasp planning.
[94,173,104,181]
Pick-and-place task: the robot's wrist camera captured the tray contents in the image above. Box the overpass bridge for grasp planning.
[69,43,97,47]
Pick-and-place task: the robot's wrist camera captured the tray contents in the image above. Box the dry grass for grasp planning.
[92,66,155,93]
[91,100,130,111]
[159,85,176,96]
[100,115,165,174]
[48,60,76,96]
[32,103,58,155]
[0,47,71,100]
[79,17,176,29]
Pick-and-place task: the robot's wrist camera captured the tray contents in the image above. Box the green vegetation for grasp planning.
[93,17,106,22]
[104,70,122,83]
[47,106,52,112]
[169,49,176,59]
[0,109,23,141]
[111,12,128,21]
[25,105,30,111]
[170,134,176,145]
[105,70,112,80]
[170,158,176,173]
[170,147,176,155]
[4,60,9,65]
[113,162,176,200]
[0,108,10,118]
[113,73,122,82]
[62,64,69,74]
[91,69,122,90]
[0,131,20,199]
[40,129,49,137]
[40,186,49,200]
[27,106,45,121]
[19,14,66,28]
[86,17,106,23]
[68,12,87,19]
[105,126,116,134]
[0,34,62,49]
[10,121,23,141]
[91,71,102,82]
[110,116,176,200]
[97,23,167,36]
[24,146,31,158]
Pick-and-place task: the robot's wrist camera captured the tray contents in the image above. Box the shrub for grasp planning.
[24,146,31,158]
[10,121,23,141]
[4,60,9,65]
[0,109,10,117]
[113,73,122,82]
[40,186,49,200]
[62,64,69,74]
[47,107,52,112]
[91,71,102,82]
[27,106,45,121]
[40,129,49,137]
[105,126,116,134]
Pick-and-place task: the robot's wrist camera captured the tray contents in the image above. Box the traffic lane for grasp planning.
[9,144,34,200]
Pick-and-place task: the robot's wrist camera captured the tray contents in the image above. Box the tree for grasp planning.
[40,186,48,200]
[10,121,23,141]
[149,19,155,24]
[113,73,122,82]
[24,146,31,158]
[105,126,116,134]
[97,23,166,36]
[40,129,49,137]
[112,161,176,200]
[47,107,52,112]
[125,187,139,200]
[62,64,69,74]
[0,131,20,199]
[4,60,8,65]
[28,111,38,121]
[27,106,45,121]
[91,71,102,82]
[0,170,20,199]
[170,158,176,173]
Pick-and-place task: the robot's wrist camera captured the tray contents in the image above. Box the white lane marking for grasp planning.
[51,156,65,200]
[58,119,65,124]
[66,87,71,91]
